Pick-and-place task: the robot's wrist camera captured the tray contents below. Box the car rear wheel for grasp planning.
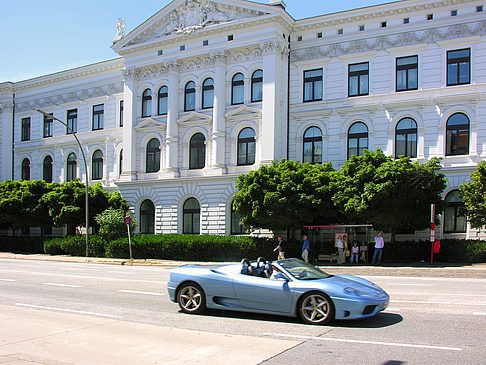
[299,291,334,325]
[177,282,206,314]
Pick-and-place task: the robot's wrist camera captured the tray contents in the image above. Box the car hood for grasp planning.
[318,275,388,298]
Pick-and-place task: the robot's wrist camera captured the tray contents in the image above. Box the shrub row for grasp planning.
[0,236,44,254]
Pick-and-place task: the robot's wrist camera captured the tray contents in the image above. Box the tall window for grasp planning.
[447,48,470,86]
[158,86,168,115]
[303,69,323,102]
[183,198,200,234]
[348,62,369,97]
[119,149,123,175]
[202,78,214,109]
[395,118,417,158]
[251,69,263,102]
[92,104,104,130]
[396,55,418,91]
[189,133,206,169]
[348,122,368,158]
[140,199,155,234]
[67,153,77,181]
[231,201,247,235]
[43,113,53,138]
[119,100,124,127]
[21,158,30,180]
[146,138,161,173]
[446,113,469,156]
[303,127,323,164]
[142,89,152,117]
[21,117,30,141]
[92,150,103,180]
[231,73,244,105]
[237,127,256,166]
[184,81,196,111]
[67,109,77,134]
[444,190,466,233]
[43,155,53,183]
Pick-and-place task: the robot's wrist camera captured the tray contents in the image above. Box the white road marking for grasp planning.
[15,303,122,319]
[386,283,435,287]
[391,292,486,297]
[0,278,16,282]
[44,282,82,288]
[383,307,401,312]
[473,312,486,316]
[118,289,165,296]
[391,300,449,304]
[263,333,462,352]
[453,302,486,306]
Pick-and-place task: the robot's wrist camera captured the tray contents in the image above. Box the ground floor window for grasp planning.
[140,199,155,234]
[444,190,466,233]
[183,198,200,234]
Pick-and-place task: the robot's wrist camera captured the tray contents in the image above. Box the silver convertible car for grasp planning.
[167,258,389,325]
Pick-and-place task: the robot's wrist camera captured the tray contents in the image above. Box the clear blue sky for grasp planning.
[0,0,393,83]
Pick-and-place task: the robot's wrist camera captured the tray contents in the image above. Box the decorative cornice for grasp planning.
[209,49,227,63]
[291,20,486,62]
[259,39,288,57]
[0,101,14,112]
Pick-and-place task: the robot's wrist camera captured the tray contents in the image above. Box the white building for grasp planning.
[0,0,485,239]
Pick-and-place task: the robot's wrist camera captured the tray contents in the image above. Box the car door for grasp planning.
[232,274,294,313]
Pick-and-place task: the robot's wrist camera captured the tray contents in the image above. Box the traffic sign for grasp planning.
[124,216,132,225]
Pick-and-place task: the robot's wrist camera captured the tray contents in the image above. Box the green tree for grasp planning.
[95,208,136,241]
[233,159,338,232]
[332,150,446,239]
[460,161,486,228]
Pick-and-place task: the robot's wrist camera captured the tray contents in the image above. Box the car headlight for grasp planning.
[343,287,365,296]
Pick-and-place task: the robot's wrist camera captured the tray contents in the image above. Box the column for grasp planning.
[0,85,14,180]
[120,69,138,181]
[166,60,180,176]
[210,50,227,172]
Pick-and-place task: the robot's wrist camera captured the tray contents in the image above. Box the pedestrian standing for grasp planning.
[350,242,359,264]
[372,232,385,265]
[302,235,310,263]
[336,235,345,265]
[273,236,285,260]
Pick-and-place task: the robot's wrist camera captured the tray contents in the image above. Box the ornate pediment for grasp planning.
[135,117,167,131]
[115,0,272,50]
[177,111,213,125]
[225,105,261,120]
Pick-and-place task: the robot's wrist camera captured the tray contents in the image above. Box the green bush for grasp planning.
[0,236,44,253]
[43,235,106,257]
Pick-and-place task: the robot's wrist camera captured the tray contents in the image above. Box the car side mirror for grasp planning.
[274,272,289,281]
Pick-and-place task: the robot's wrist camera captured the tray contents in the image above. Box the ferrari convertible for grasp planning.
[167,257,389,325]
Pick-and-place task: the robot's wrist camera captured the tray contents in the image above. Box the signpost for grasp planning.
[430,204,435,264]
[124,216,132,261]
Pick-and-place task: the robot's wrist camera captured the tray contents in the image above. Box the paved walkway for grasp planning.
[1,252,485,278]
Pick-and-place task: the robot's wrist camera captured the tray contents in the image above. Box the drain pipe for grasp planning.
[11,91,15,179]
[286,34,291,160]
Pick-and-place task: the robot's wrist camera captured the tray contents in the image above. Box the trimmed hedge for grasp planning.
[44,235,106,257]
[0,236,44,254]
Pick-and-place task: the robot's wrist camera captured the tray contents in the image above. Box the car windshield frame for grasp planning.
[276,258,331,280]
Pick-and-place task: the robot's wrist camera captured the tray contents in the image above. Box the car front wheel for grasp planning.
[299,291,334,325]
[177,282,206,314]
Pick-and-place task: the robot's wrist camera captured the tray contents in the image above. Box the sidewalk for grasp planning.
[1,252,485,278]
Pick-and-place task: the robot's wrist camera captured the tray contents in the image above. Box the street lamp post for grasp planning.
[36,109,89,257]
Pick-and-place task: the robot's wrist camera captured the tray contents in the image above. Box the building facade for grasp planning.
[0,0,485,239]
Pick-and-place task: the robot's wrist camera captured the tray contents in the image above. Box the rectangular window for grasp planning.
[119,100,124,127]
[227,34,233,41]
[303,69,323,102]
[203,40,208,46]
[180,45,185,51]
[396,55,418,91]
[403,18,409,24]
[92,104,104,130]
[66,109,77,134]
[348,62,369,97]
[447,48,470,86]
[21,117,30,141]
[43,113,53,138]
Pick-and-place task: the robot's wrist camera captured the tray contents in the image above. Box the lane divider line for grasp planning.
[15,303,122,319]
[118,289,165,296]
[263,333,462,352]
[44,282,82,288]
[473,312,486,316]
[0,278,16,282]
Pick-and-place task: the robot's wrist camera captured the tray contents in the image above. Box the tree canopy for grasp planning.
[460,161,486,228]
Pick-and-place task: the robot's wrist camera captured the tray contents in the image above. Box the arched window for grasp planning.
[142,89,152,117]
[231,200,247,235]
[251,69,263,102]
[184,81,196,111]
[140,199,155,234]
[347,122,368,159]
[67,153,77,181]
[303,126,323,164]
[189,133,206,169]
[444,190,466,233]
[21,158,30,181]
[146,138,160,173]
[237,128,256,166]
[119,149,123,175]
[43,155,53,183]
[231,73,244,105]
[183,198,200,234]
[446,113,469,156]
[202,78,214,109]
[395,118,417,158]
[158,86,168,115]
[92,150,103,180]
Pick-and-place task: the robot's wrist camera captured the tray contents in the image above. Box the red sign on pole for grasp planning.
[124,216,132,225]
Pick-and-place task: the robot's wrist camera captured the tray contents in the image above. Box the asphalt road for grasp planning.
[0,258,485,364]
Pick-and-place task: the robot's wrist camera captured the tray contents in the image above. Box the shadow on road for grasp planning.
[330,312,403,328]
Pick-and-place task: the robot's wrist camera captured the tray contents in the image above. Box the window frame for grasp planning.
[43,155,53,183]
[184,81,196,112]
[447,48,471,86]
[92,150,103,181]
[92,104,104,131]
[303,126,323,164]
[443,190,466,233]
[67,153,77,181]
[183,198,200,234]
[189,133,206,170]
[146,138,161,173]
[202,78,214,109]
[251,69,263,103]
[66,109,77,134]
[21,117,31,141]
[21,158,30,181]
[231,73,245,105]
[446,112,469,156]
[43,113,53,138]
[396,55,418,92]
[231,201,248,235]
[303,68,323,102]
[142,89,152,117]
[140,199,155,234]
[237,127,256,166]
[348,62,369,97]
[119,100,124,127]
[347,122,369,159]
[158,86,168,115]
[395,118,418,158]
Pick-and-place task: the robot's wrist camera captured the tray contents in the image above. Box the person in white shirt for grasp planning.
[372,232,385,265]
[350,242,360,264]
[336,236,344,265]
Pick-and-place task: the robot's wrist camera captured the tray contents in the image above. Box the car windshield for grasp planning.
[277,259,331,280]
